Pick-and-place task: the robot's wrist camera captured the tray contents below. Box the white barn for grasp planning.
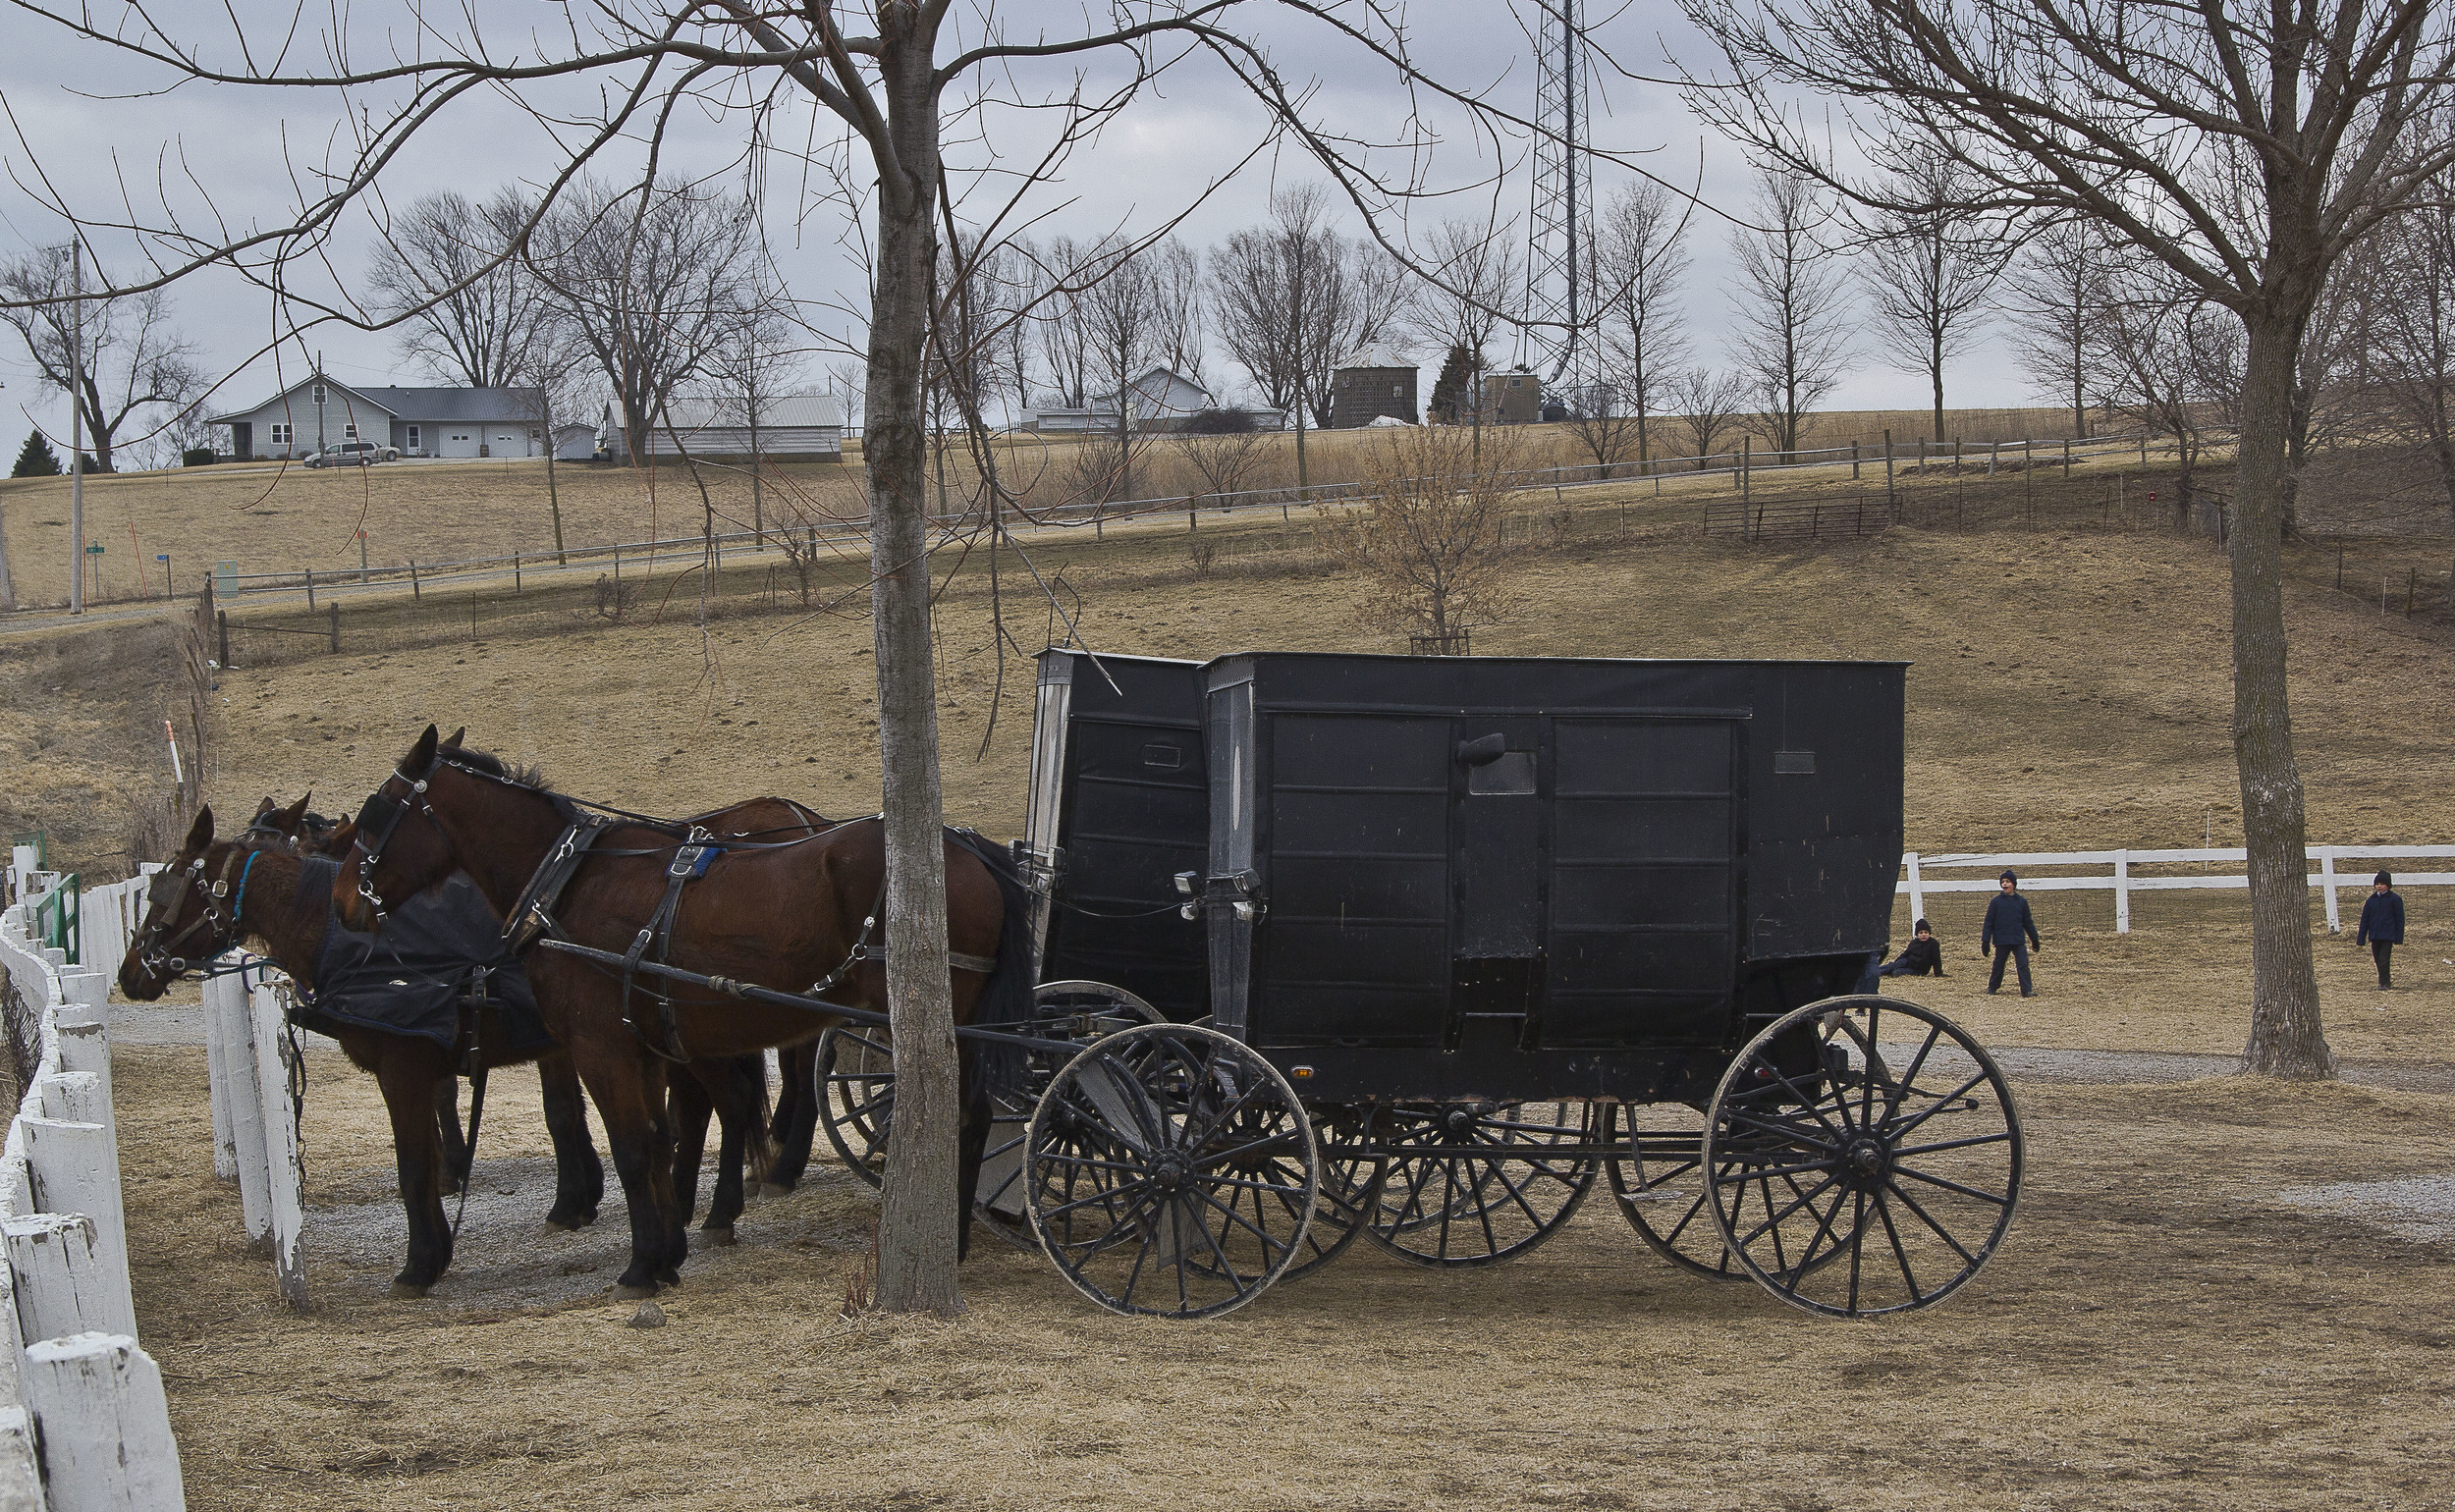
[208,374,548,460]
[611,395,845,462]
[1023,368,1249,434]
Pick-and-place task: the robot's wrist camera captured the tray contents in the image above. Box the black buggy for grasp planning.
[818,648,2023,1320]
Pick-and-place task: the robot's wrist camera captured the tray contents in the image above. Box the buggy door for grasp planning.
[1541,718,1743,1047]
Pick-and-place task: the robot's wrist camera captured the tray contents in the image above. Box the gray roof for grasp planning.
[649,394,844,429]
[209,375,540,425]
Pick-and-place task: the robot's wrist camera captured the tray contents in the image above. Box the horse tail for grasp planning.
[731,1053,778,1183]
[948,827,1036,1095]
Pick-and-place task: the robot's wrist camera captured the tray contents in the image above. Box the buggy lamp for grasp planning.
[1291,1066,1314,1080]
[1173,871,1199,894]
[1232,900,1262,922]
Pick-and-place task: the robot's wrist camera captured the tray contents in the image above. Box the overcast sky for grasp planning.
[0,0,2042,454]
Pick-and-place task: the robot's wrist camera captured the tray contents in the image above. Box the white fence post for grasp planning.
[0,1214,133,1343]
[21,1333,186,1512]
[247,977,308,1309]
[201,976,237,1182]
[2319,848,2340,933]
[0,1410,40,1512]
[2113,850,2131,935]
[213,971,271,1242]
[18,1118,136,1342]
[1904,851,1925,925]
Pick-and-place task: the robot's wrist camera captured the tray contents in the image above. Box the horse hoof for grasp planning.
[390,1281,433,1300]
[758,1181,794,1199]
[615,1283,658,1300]
[699,1226,737,1248]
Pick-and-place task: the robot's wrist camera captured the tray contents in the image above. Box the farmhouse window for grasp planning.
[344,422,357,440]
[1391,385,1402,397]
[407,425,420,451]
[311,384,324,404]
[269,423,291,446]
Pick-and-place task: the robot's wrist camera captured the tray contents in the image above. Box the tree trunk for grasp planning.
[2234,308,2331,1079]
[1930,330,1944,451]
[866,43,965,1313]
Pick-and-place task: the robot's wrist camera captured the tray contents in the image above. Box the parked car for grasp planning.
[303,440,399,467]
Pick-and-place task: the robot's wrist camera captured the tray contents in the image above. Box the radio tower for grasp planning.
[1524,0,1597,397]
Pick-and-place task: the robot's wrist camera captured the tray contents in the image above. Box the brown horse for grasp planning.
[335,726,1033,1296]
[242,789,815,1250]
[117,808,607,1294]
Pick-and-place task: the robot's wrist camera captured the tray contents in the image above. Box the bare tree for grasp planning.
[1860,148,2010,446]
[0,250,202,472]
[1173,412,1272,527]
[1594,182,1692,464]
[1317,424,1535,646]
[1666,365,1748,469]
[2367,180,2455,536]
[703,258,805,542]
[2099,277,2240,525]
[530,176,759,465]
[1405,217,1521,454]
[367,189,548,389]
[1032,235,1098,410]
[2005,218,2116,439]
[1680,0,2455,1077]
[1558,380,1647,476]
[1212,185,1404,487]
[1728,169,1854,462]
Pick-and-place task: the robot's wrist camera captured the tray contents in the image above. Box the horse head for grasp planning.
[118,808,270,999]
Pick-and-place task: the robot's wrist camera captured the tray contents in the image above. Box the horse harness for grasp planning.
[485,813,990,1063]
[134,845,264,978]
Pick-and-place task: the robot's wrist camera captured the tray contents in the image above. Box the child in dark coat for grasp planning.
[1981,871,2043,997]
[1878,920,1946,978]
[2357,872,2406,989]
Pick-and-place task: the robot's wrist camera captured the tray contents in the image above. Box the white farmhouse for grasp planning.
[1023,368,1262,434]
[208,374,550,459]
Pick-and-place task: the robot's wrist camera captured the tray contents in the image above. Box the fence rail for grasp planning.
[1899,844,2455,934]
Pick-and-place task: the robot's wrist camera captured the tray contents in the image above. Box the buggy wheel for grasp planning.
[1600,1103,1748,1282]
[1274,1106,1388,1283]
[1707,996,2022,1318]
[815,1026,895,1188]
[971,983,1167,1250]
[1025,1023,1317,1319]
[1365,1100,1599,1268]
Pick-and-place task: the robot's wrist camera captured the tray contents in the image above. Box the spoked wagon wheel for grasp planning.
[970,983,1164,1251]
[1600,1102,1748,1282]
[1264,1106,1388,1284]
[1365,1100,1599,1268]
[1025,1023,1318,1319]
[816,1025,895,1188]
[1706,997,2022,1318]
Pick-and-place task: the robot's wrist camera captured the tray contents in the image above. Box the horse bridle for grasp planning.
[350,762,440,927]
[132,846,260,978]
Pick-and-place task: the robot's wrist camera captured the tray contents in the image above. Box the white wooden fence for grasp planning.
[197,963,307,1308]
[0,874,184,1511]
[1900,844,2455,934]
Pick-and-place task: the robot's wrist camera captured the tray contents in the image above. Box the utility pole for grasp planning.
[68,240,84,615]
[315,354,328,459]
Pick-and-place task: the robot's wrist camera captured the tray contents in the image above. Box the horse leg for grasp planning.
[668,1071,713,1231]
[697,1054,774,1243]
[380,1049,455,1296]
[955,1044,994,1264]
[433,1077,468,1196]
[764,1043,818,1195]
[574,1044,682,1295]
[537,1050,602,1230]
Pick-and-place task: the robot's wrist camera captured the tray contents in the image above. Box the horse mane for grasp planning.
[444,745,553,791]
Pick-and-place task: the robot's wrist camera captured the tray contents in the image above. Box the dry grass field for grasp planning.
[0,405,2087,612]
[10,434,2455,1508]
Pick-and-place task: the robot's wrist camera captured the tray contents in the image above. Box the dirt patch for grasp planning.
[112,1045,2455,1511]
